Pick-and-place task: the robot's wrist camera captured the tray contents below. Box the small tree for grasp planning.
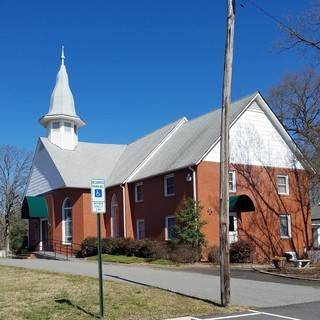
[173,198,206,248]
[0,145,31,254]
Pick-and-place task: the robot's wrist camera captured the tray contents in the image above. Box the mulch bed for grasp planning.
[265,263,320,279]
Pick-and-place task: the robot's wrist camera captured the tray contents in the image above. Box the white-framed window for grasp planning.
[62,198,72,244]
[52,121,60,130]
[136,219,145,240]
[64,122,72,132]
[164,174,175,197]
[277,175,289,195]
[165,215,176,240]
[280,214,291,238]
[229,171,236,193]
[111,194,119,238]
[135,182,143,203]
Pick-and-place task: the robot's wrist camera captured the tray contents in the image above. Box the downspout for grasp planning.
[189,166,197,202]
[120,184,127,238]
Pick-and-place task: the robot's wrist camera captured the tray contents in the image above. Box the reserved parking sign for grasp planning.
[91,179,106,213]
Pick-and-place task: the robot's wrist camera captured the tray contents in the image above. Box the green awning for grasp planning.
[229,194,255,213]
[21,196,48,219]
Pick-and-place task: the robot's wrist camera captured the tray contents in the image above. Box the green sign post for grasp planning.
[91,179,106,319]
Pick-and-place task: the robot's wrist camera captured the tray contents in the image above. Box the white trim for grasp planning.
[136,219,145,240]
[62,197,72,245]
[39,218,48,251]
[134,182,144,203]
[280,214,292,239]
[229,213,238,243]
[188,166,197,202]
[111,193,118,238]
[277,174,289,195]
[121,185,127,238]
[126,118,187,183]
[165,215,176,240]
[164,173,175,197]
[229,170,236,193]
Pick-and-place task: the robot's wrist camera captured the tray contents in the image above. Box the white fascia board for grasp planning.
[195,93,259,165]
[125,117,188,183]
[23,138,42,199]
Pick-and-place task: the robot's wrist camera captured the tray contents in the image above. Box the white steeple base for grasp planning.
[48,119,78,150]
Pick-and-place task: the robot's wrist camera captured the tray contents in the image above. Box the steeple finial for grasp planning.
[60,45,65,65]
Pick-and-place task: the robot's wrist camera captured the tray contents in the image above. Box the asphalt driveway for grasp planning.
[0,258,319,308]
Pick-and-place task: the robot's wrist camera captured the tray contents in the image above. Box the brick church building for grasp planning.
[22,51,312,262]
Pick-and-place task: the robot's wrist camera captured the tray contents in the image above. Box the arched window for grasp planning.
[62,198,72,244]
[111,194,119,238]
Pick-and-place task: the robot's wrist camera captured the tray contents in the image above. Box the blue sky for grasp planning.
[0,0,310,151]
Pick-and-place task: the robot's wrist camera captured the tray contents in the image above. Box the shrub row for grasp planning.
[77,237,200,263]
[207,240,253,263]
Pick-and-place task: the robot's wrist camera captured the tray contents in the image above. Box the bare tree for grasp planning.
[268,69,320,204]
[277,0,320,61]
[0,145,31,253]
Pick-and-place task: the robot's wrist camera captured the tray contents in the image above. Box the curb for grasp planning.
[253,267,320,281]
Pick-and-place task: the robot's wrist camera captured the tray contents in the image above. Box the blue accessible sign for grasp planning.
[91,179,106,213]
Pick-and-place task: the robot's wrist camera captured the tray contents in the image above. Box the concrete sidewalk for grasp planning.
[0,258,319,308]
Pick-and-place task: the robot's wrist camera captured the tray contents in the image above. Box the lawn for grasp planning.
[0,265,240,320]
[87,254,177,265]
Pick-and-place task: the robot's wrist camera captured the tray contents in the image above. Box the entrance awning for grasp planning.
[229,194,255,213]
[21,196,48,219]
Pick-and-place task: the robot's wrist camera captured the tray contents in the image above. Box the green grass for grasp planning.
[88,254,177,266]
[0,265,242,320]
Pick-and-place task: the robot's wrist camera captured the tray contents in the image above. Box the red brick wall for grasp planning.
[197,161,312,262]
[126,168,194,240]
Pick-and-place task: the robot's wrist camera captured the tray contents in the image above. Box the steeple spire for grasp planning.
[39,48,85,150]
[60,45,65,66]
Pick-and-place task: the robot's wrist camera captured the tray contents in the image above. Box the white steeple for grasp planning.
[40,47,85,150]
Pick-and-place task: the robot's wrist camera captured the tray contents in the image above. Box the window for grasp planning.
[74,124,77,134]
[164,174,175,197]
[136,219,145,240]
[280,214,291,238]
[229,171,236,192]
[277,175,289,195]
[52,121,60,130]
[62,198,72,244]
[165,216,176,240]
[111,194,119,238]
[64,122,72,132]
[135,182,143,202]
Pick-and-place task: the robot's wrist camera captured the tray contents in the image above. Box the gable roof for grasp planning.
[29,91,307,193]
[40,138,126,188]
[130,92,258,182]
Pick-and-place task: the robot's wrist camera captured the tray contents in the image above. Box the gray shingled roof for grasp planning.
[40,138,126,188]
[40,92,258,189]
[131,92,258,182]
[107,118,185,186]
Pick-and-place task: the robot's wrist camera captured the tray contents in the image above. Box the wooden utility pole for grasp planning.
[219,0,235,307]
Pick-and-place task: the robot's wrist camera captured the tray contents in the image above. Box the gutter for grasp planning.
[120,184,127,238]
[188,166,197,202]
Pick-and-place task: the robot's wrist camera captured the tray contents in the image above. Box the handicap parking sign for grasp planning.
[95,189,102,197]
[91,179,105,213]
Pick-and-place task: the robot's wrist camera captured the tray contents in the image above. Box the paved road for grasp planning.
[0,258,319,309]
[189,301,320,320]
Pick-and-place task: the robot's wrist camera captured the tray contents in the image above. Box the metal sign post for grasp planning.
[91,179,106,319]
